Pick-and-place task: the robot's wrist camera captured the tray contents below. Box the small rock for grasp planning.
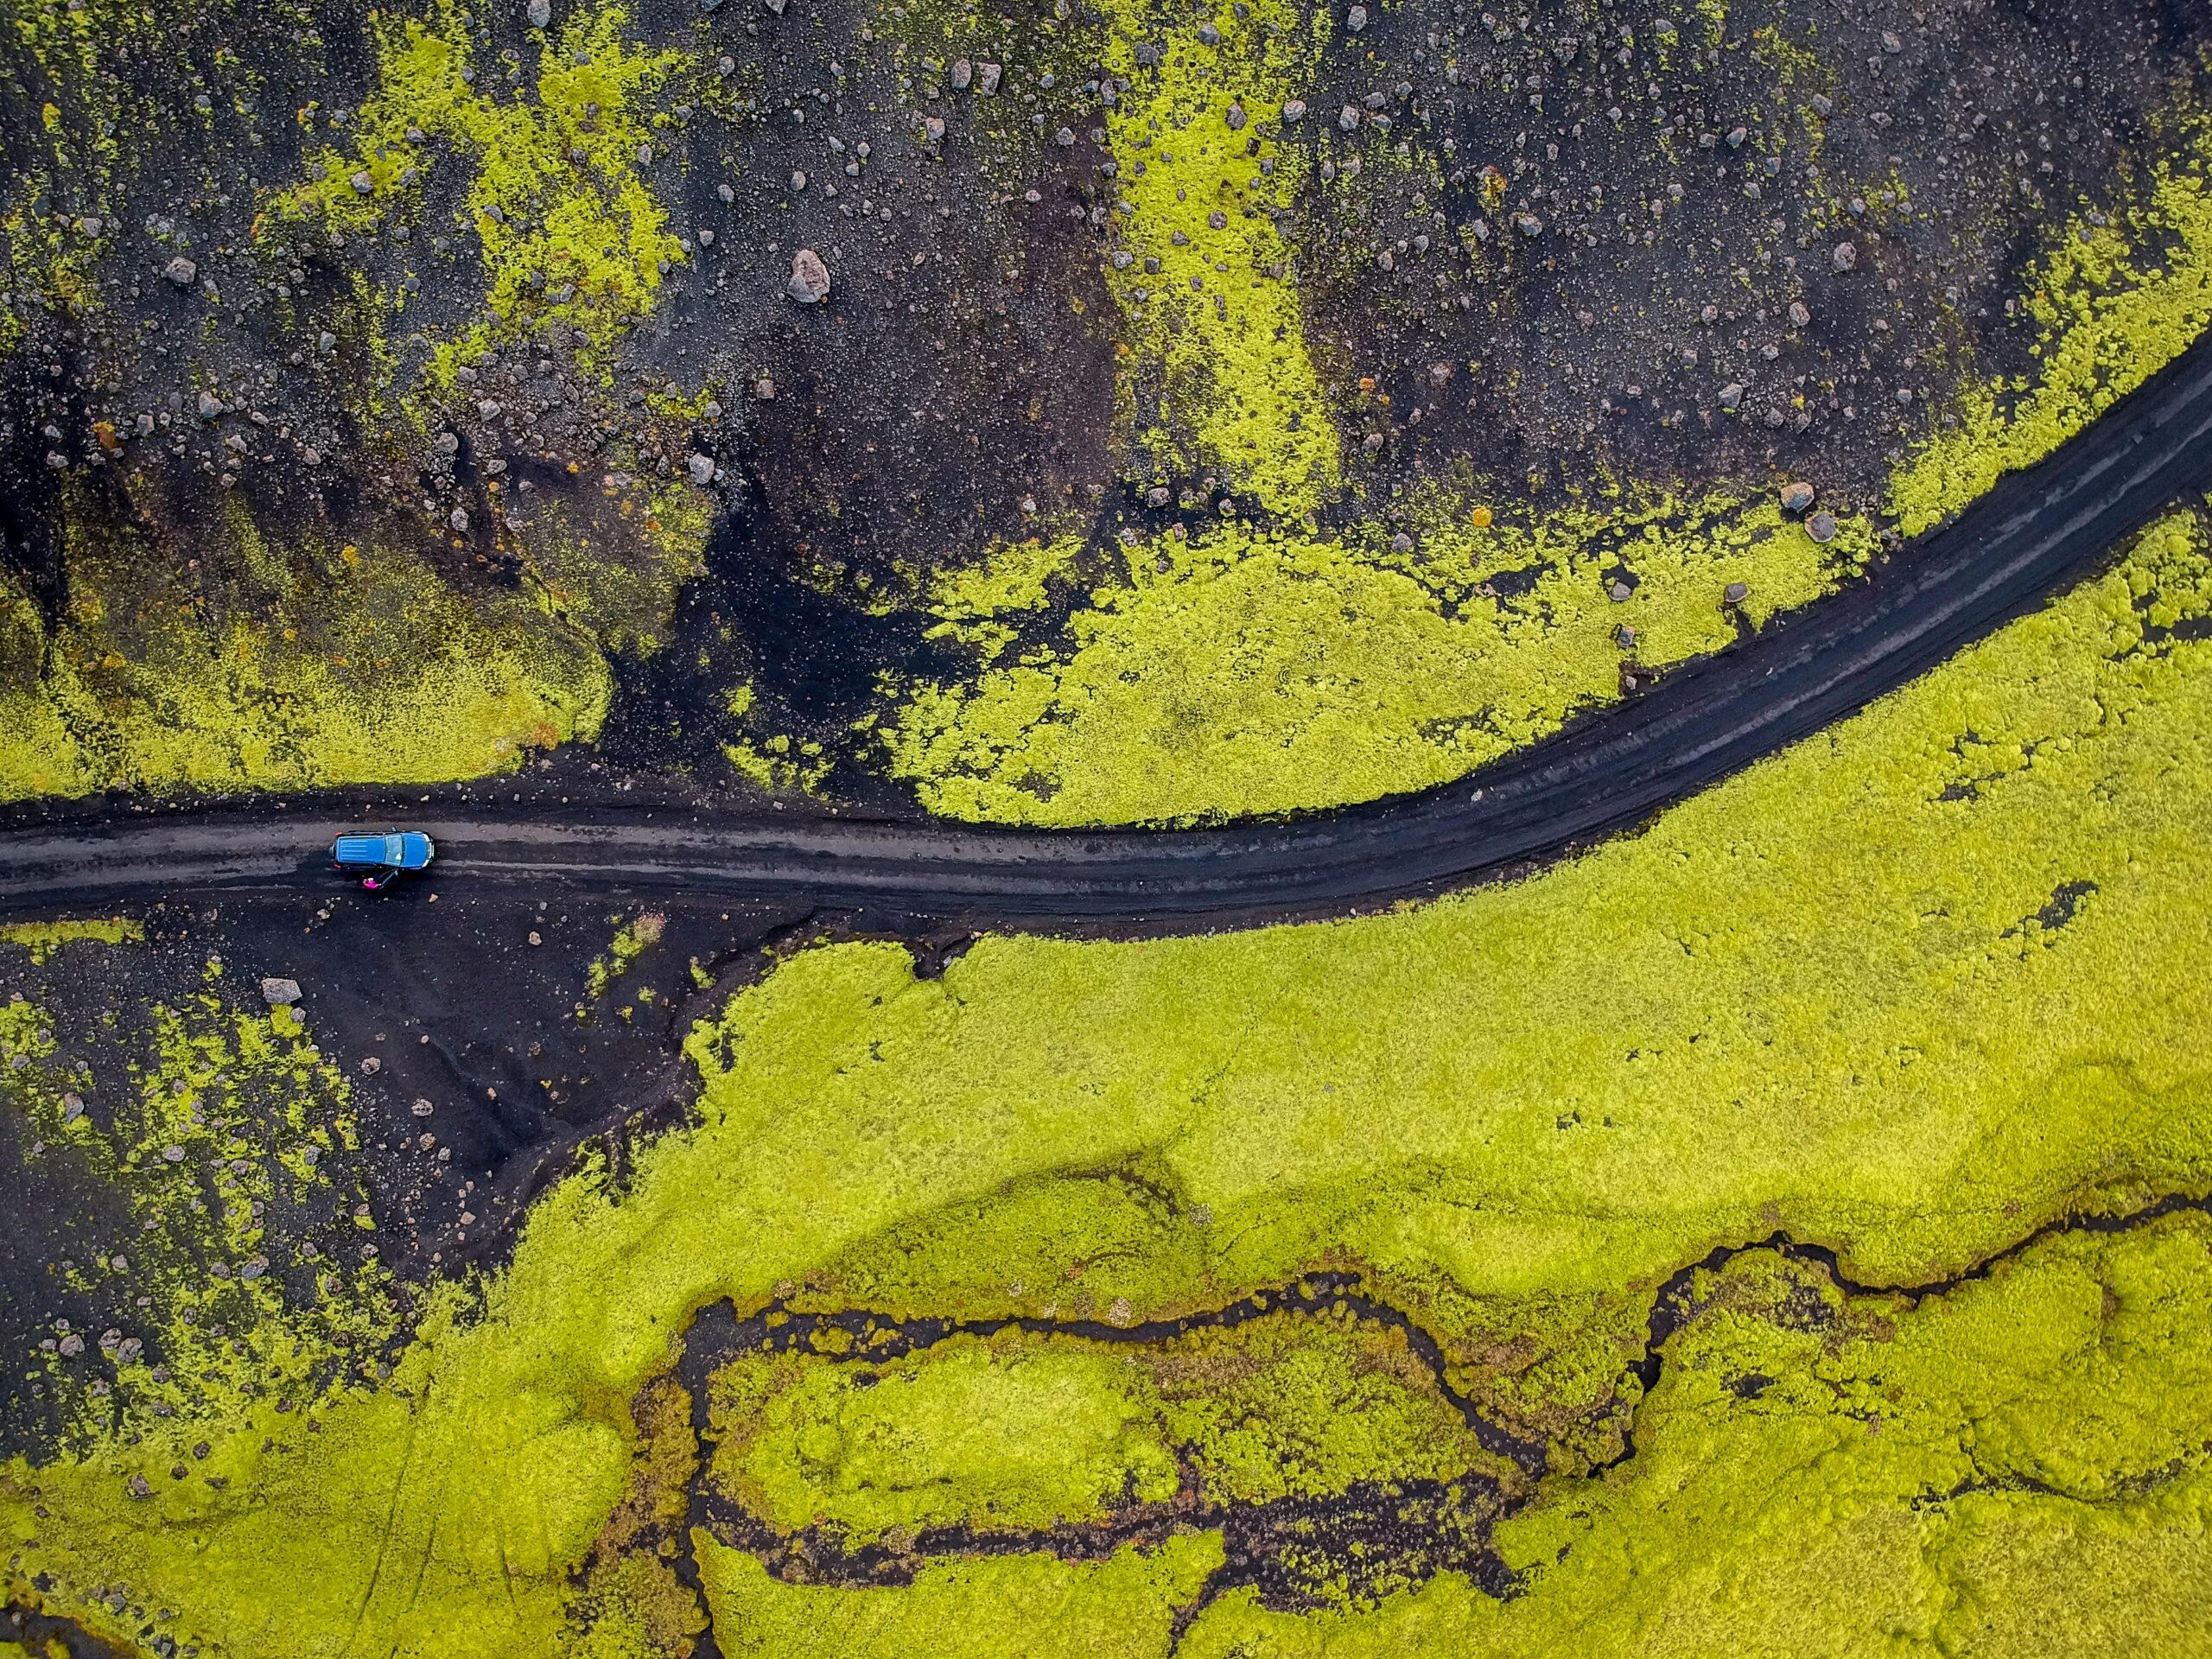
[61,1092,84,1122]
[1338,104,1360,132]
[1789,301,1811,327]
[1725,126,1747,148]
[1053,125,1075,147]
[1617,624,1636,648]
[448,506,470,532]
[950,57,972,91]
[350,170,374,195]
[1346,3,1367,29]
[1609,580,1632,602]
[239,1255,270,1281]
[1725,580,1750,603]
[117,1337,142,1363]
[59,1332,86,1357]
[411,1098,435,1118]
[127,1474,151,1499]
[791,168,807,191]
[687,452,716,486]
[977,61,1001,95]
[1879,29,1902,53]
[697,228,715,246]
[359,1057,381,1076]
[477,399,502,422]
[1719,383,1745,410]
[162,256,198,287]
[528,931,543,946]
[160,1144,186,1163]
[1516,213,1544,238]
[1281,99,1306,123]
[1225,102,1246,130]
[526,0,550,22]
[1389,531,1414,554]
[261,976,302,1006]
[1780,480,1816,513]
[1146,486,1172,507]
[319,330,337,353]
[1197,21,1220,43]
[196,391,223,420]
[1807,511,1839,544]
[1832,241,1857,271]
[786,247,831,303]
[754,374,778,399]
[1208,210,1228,230]
[1808,92,1834,118]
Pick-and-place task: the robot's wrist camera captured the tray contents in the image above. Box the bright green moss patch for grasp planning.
[1179,1213,2212,1656]
[0,918,142,964]
[7,514,2212,1651]
[1100,2,1338,518]
[885,486,1869,823]
[269,0,684,377]
[0,524,609,802]
[694,1530,1224,1659]
[709,1333,1179,1542]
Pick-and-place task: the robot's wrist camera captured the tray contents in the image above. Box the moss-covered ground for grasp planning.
[3,492,2208,1651]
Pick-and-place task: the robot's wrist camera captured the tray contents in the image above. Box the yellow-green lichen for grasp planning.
[586,911,665,1001]
[1102,2,1338,518]
[267,0,684,379]
[1891,117,2212,535]
[0,918,143,964]
[883,486,1869,823]
[0,517,610,802]
[695,1530,1225,1659]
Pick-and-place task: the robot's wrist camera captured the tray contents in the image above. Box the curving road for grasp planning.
[7,332,2212,925]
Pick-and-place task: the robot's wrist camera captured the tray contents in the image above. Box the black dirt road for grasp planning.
[8,330,2212,927]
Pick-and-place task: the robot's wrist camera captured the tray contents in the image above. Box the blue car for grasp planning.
[329,830,435,890]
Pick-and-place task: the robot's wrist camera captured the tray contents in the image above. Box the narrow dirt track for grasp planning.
[8,332,2212,926]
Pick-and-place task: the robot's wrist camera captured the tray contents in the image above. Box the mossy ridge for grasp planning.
[7,515,2212,1652]
[1175,1212,2212,1656]
[702,1310,1498,1547]
[694,1529,1225,1659]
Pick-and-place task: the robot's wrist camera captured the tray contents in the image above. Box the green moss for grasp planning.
[0,984,396,1441]
[1179,1213,2212,1656]
[884,486,1868,823]
[0,918,143,965]
[1099,1,1338,518]
[1891,118,2212,536]
[709,1332,1179,1542]
[6,512,2211,1651]
[0,520,609,802]
[268,0,685,380]
[694,1530,1224,1659]
[586,911,665,1001]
